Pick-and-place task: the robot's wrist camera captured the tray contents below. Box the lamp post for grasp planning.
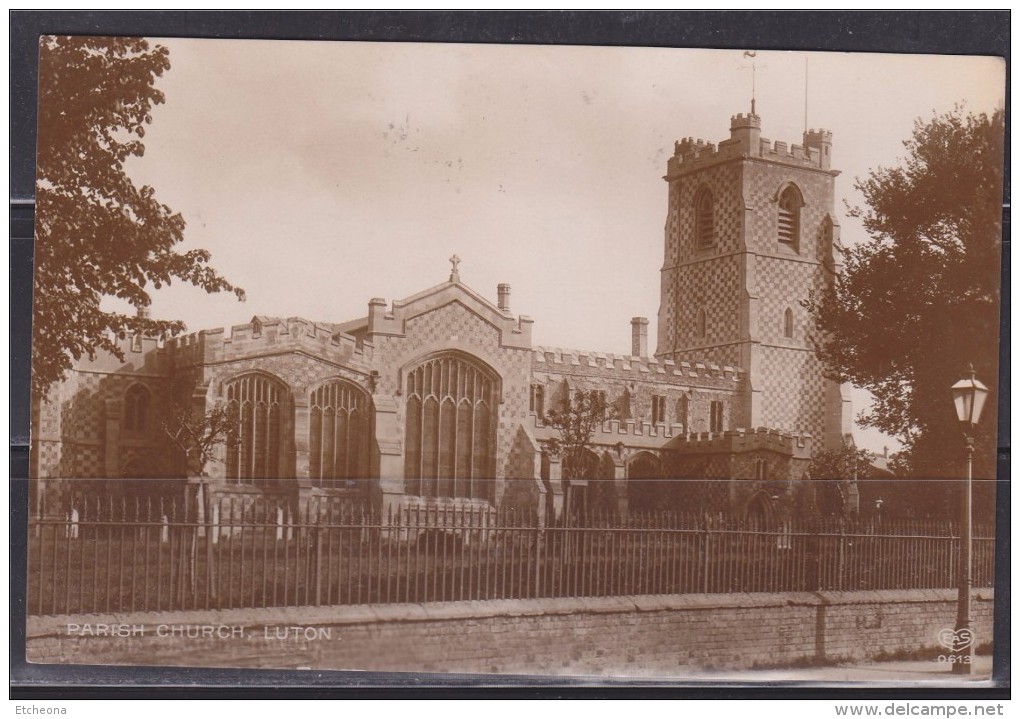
[949,364,989,675]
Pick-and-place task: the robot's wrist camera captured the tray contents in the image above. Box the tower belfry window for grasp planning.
[784,307,795,338]
[778,186,802,248]
[695,188,714,248]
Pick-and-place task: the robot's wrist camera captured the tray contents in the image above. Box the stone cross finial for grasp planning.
[449,254,461,282]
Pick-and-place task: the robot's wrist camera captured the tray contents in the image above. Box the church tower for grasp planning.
[655,110,852,450]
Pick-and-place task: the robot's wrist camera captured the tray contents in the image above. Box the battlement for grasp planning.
[530,418,811,457]
[729,112,761,129]
[667,112,833,177]
[167,315,371,369]
[669,426,813,460]
[532,346,741,386]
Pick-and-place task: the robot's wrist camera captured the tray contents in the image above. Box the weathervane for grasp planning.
[743,50,758,115]
[449,254,461,282]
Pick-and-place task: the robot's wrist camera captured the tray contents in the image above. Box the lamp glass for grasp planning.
[950,375,990,426]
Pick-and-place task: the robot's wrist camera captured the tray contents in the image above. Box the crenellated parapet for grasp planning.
[666,113,834,178]
[532,346,741,389]
[668,426,813,460]
[167,315,372,371]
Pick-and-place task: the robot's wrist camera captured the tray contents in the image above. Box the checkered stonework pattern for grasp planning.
[754,255,827,345]
[658,254,741,361]
[656,119,844,449]
[201,353,369,400]
[757,345,828,440]
[371,300,534,490]
[743,161,835,262]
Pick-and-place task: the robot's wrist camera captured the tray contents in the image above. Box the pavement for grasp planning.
[699,655,997,685]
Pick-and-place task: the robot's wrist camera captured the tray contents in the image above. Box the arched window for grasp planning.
[784,307,795,338]
[123,384,151,435]
[778,185,803,248]
[694,187,715,248]
[309,380,370,490]
[225,373,287,485]
[404,354,498,501]
[696,308,707,339]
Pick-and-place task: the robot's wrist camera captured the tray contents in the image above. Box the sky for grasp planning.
[99,40,1004,455]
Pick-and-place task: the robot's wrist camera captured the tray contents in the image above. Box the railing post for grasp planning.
[701,525,712,594]
[314,524,323,606]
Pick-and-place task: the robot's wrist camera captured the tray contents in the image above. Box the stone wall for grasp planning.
[26,589,993,678]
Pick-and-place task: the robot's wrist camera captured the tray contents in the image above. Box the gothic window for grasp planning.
[123,384,151,435]
[677,394,690,430]
[590,389,608,421]
[694,187,715,248]
[696,308,707,339]
[778,185,803,249]
[710,400,724,433]
[784,307,795,338]
[308,380,370,490]
[404,354,498,501]
[225,373,287,485]
[529,383,545,419]
[755,458,768,481]
[651,395,666,424]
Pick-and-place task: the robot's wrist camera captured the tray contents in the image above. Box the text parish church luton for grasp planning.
[32,109,856,524]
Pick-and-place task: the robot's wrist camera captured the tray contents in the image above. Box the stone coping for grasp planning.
[26,588,993,640]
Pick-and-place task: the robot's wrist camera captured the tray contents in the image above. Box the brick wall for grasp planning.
[26,589,993,678]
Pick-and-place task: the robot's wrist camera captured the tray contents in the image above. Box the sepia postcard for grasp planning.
[22,34,1006,686]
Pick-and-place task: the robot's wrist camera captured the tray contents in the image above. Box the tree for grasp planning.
[33,36,244,398]
[808,445,873,519]
[544,389,614,518]
[162,404,240,478]
[807,107,1003,484]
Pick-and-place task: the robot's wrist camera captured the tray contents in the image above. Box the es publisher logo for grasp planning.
[937,628,973,651]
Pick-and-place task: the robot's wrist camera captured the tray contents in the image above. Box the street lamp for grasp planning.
[948,364,989,675]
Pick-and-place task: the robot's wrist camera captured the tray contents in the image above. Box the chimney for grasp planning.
[631,317,649,357]
[497,283,511,312]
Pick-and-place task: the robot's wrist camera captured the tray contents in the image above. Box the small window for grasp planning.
[529,384,545,419]
[651,395,666,424]
[710,401,724,433]
[677,394,690,430]
[696,308,707,339]
[784,307,794,338]
[695,187,715,248]
[778,185,802,248]
[755,458,768,481]
[123,384,151,435]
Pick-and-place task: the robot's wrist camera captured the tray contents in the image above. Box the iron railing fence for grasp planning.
[28,495,996,617]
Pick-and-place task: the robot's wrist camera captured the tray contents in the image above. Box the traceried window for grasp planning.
[710,400,724,433]
[694,187,715,248]
[778,185,803,248]
[225,373,287,485]
[309,380,370,490]
[123,384,151,435]
[529,383,545,419]
[677,394,690,430]
[651,395,666,424]
[404,354,498,501]
[784,307,795,338]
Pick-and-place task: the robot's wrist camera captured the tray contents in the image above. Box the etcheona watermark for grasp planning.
[935,627,973,665]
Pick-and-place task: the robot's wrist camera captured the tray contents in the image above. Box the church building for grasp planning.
[31,110,854,524]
